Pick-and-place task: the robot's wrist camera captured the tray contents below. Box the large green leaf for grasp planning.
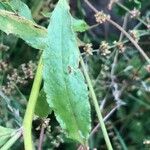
[0,0,33,20]
[43,0,91,144]
[0,9,88,51]
[0,10,47,50]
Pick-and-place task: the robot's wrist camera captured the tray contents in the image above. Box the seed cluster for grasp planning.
[99,41,111,56]
[130,8,141,18]
[113,41,126,53]
[0,60,8,72]
[1,61,37,95]
[0,44,9,52]
[83,43,93,55]
[129,30,139,42]
[95,11,110,24]
[101,64,110,78]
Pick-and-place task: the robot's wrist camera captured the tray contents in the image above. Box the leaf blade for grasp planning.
[43,0,91,144]
[0,10,47,50]
[0,0,33,20]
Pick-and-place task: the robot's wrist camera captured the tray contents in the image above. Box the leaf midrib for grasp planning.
[59,6,83,141]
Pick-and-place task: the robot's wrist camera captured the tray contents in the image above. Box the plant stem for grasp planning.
[113,127,128,150]
[23,56,43,150]
[1,129,22,150]
[80,57,113,150]
[90,105,120,137]
[38,124,45,150]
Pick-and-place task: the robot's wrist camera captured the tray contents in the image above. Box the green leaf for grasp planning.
[0,10,47,50]
[133,0,141,9]
[0,0,33,20]
[35,89,52,118]
[0,126,15,148]
[0,2,13,11]
[38,12,89,32]
[0,126,14,137]
[72,17,89,32]
[43,0,91,144]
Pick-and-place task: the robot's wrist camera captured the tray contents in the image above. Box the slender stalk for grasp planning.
[38,124,45,150]
[90,105,120,137]
[119,13,128,42]
[80,57,113,150]
[1,129,22,150]
[113,127,128,150]
[23,56,43,150]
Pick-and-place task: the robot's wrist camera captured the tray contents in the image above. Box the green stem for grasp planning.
[80,56,113,150]
[23,56,43,150]
[1,129,22,150]
[113,127,128,150]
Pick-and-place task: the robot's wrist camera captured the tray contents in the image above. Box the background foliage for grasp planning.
[0,0,150,149]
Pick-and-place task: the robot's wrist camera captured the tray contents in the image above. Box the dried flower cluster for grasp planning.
[129,30,139,42]
[101,64,109,78]
[130,8,140,18]
[1,61,37,95]
[20,61,36,79]
[99,41,111,56]
[48,126,64,148]
[0,44,9,72]
[0,60,8,72]
[0,43,9,52]
[83,43,93,55]
[36,118,50,131]
[95,11,110,24]
[113,41,126,53]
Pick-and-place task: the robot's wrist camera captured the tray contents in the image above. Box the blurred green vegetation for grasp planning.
[0,0,150,149]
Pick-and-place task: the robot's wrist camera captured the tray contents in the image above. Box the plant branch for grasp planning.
[80,56,113,150]
[110,14,128,106]
[119,13,128,42]
[23,56,43,150]
[38,123,45,150]
[84,0,150,64]
[90,105,120,137]
[78,104,120,150]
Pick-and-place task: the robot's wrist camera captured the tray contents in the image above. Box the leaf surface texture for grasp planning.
[43,0,91,144]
